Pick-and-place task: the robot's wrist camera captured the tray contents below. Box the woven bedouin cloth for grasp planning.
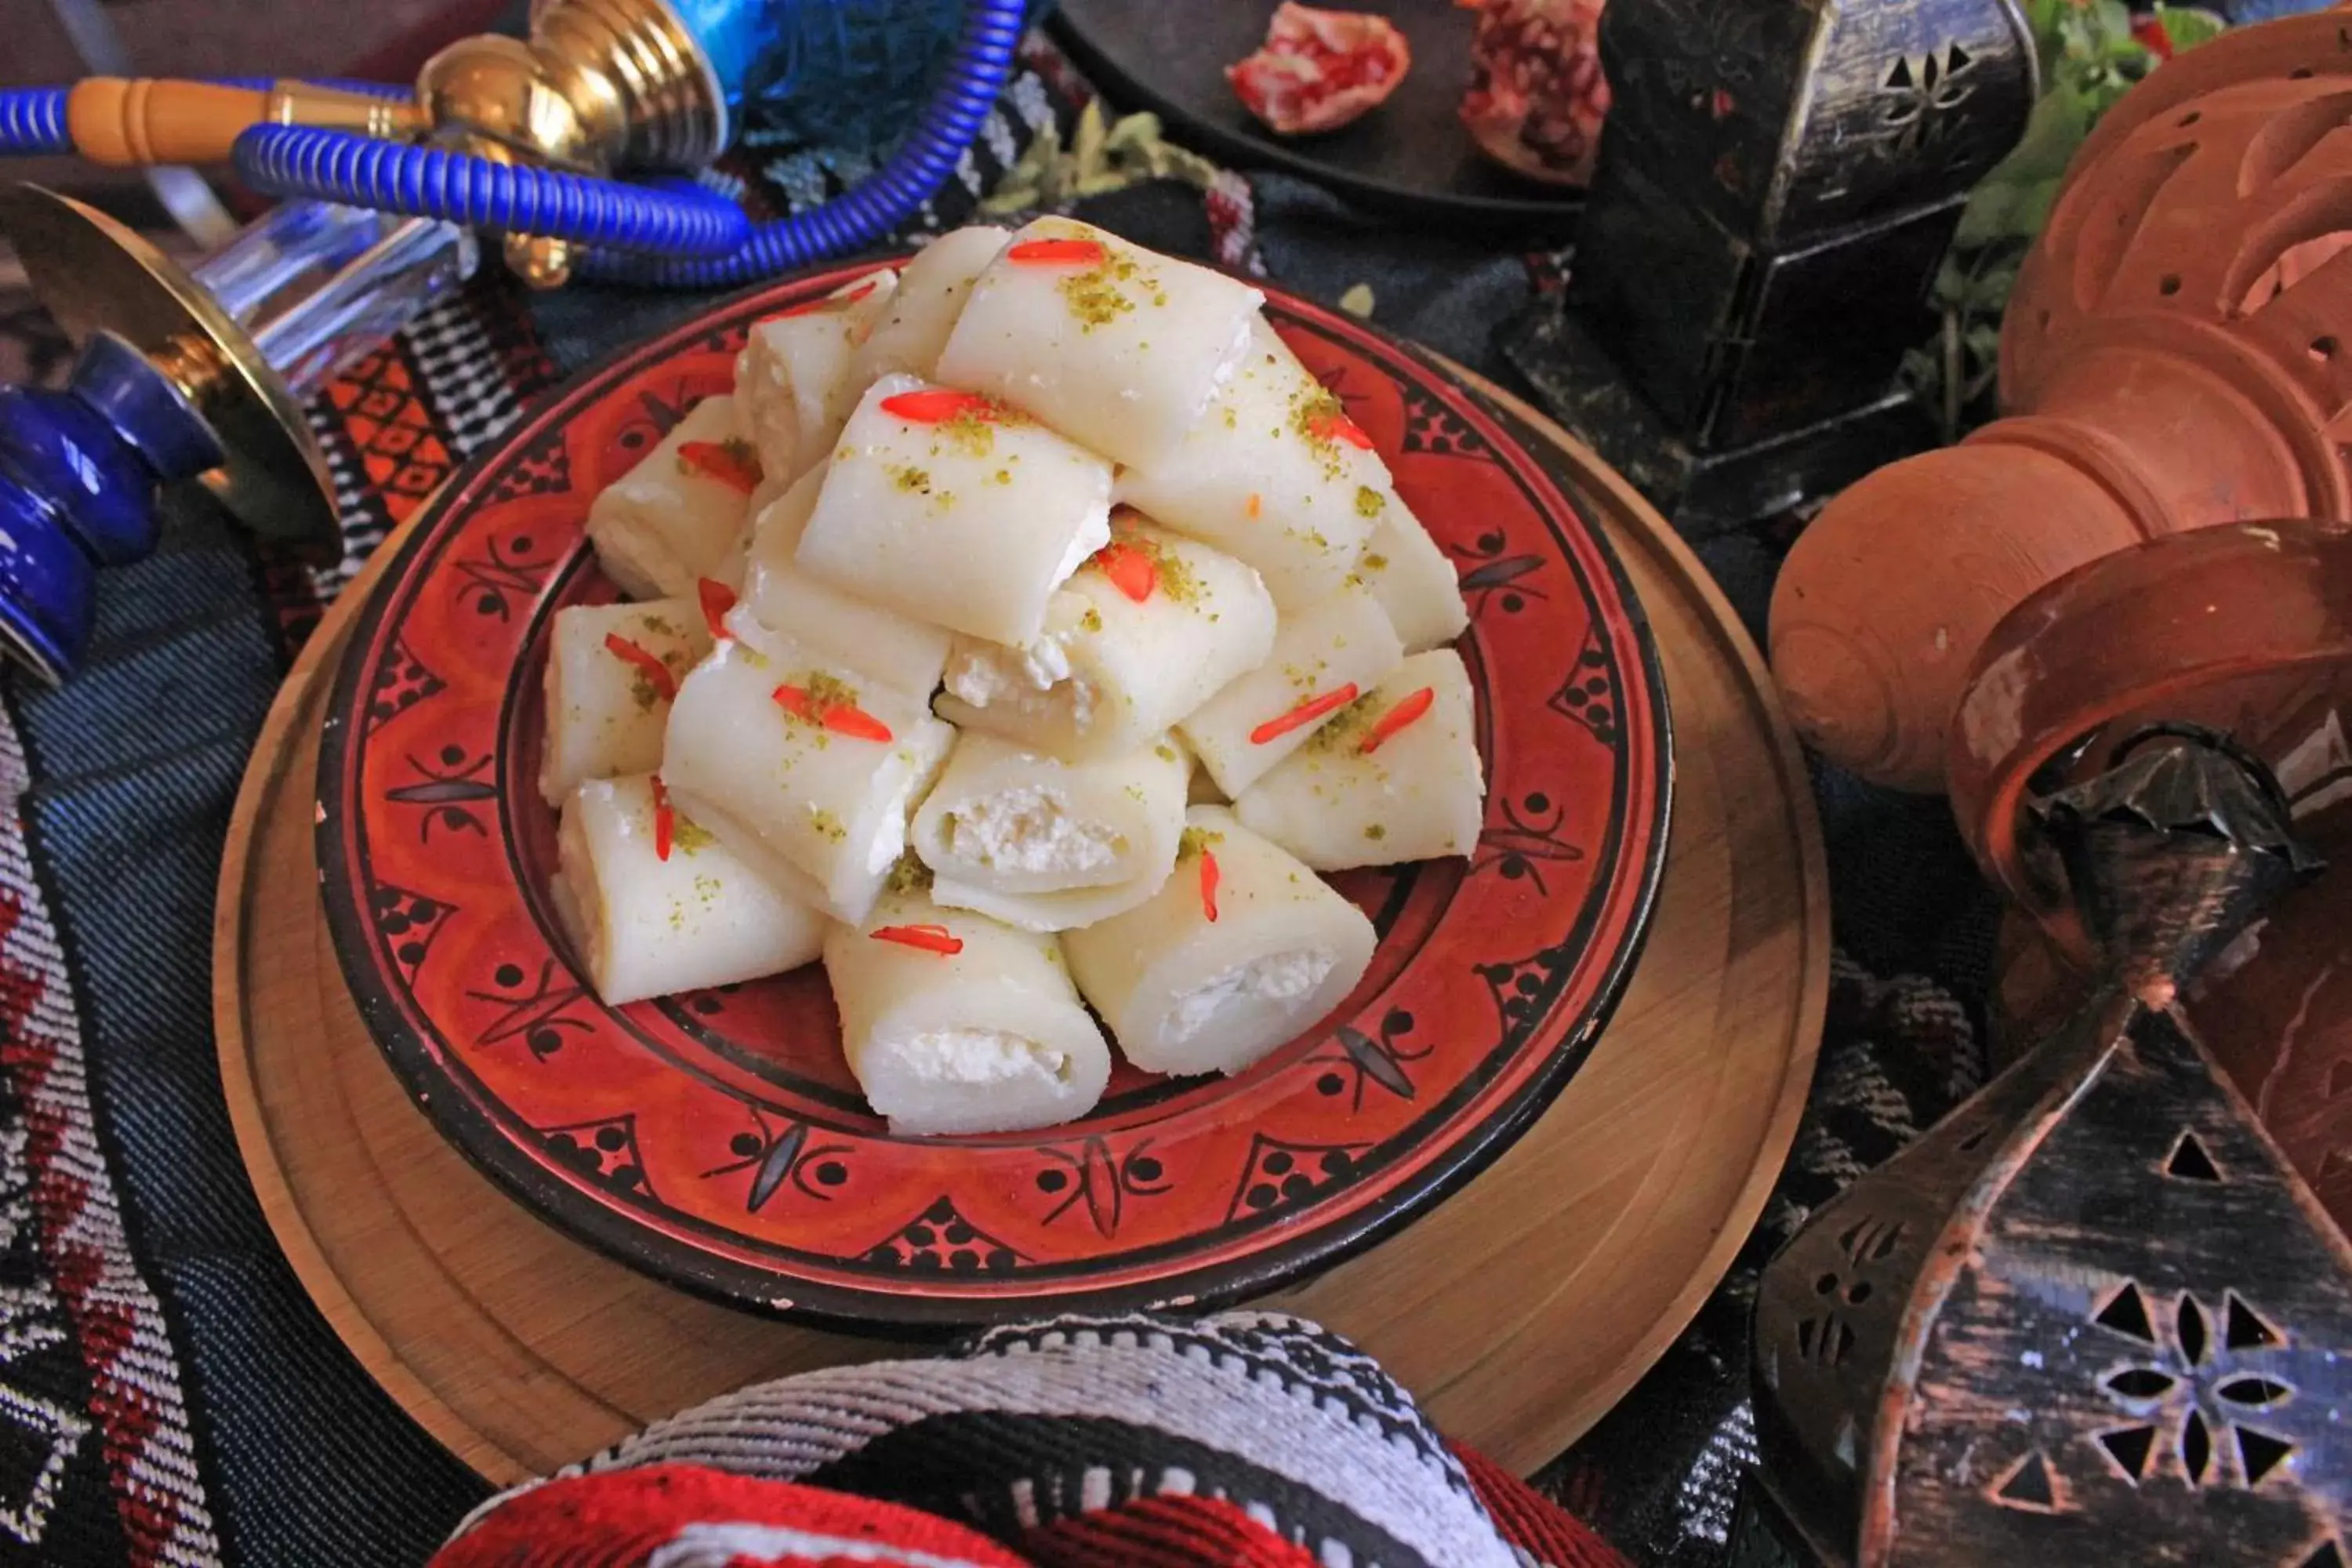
[432,1311,1628,1568]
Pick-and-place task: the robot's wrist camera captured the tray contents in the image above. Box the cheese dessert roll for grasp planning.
[737,470,952,700]
[554,775,826,1006]
[662,637,954,925]
[824,888,1111,1134]
[935,217,1264,469]
[913,735,1187,931]
[913,731,1187,894]
[1178,586,1405,798]
[585,394,760,598]
[797,373,1112,645]
[539,597,712,807]
[1356,503,1469,652]
[1236,650,1485,869]
[851,226,1008,385]
[1062,808,1376,1077]
[1115,320,1385,609]
[735,267,898,486]
[935,522,1276,761]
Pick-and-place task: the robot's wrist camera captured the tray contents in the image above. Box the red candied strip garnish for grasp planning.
[1200,849,1221,923]
[650,774,675,861]
[773,684,895,743]
[604,633,677,702]
[698,577,737,641]
[1249,682,1360,746]
[677,438,762,493]
[1359,686,1435,754]
[1307,408,1375,451]
[1091,540,1157,603]
[871,924,964,955]
[878,388,1002,425]
[1007,237,1108,267]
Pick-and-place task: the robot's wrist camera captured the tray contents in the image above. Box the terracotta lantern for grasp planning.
[1770,9,2352,792]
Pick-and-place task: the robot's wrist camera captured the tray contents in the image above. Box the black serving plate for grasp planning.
[1050,0,1584,233]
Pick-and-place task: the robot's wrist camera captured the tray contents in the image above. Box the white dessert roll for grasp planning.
[735,268,899,487]
[554,775,827,1006]
[662,637,954,925]
[823,890,1112,1134]
[737,470,952,699]
[1114,320,1385,609]
[912,732,1187,931]
[1062,808,1376,1077]
[1177,585,1405,798]
[538,597,712,807]
[584,394,759,598]
[913,731,1187,894]
[1234,650,1486,869]
[934,217,1264,469]
[796,373,1112,645]
[851,226,1009,386]
[934,521,1277,761]
[1356,503,1469,652]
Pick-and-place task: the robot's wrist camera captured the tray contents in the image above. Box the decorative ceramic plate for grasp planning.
[315,263,1670,1330]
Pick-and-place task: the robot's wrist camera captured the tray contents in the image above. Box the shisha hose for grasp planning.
[225,0,1029,284]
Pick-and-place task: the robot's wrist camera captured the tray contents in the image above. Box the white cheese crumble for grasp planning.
[942,633,1095,728]
[1167,949,1336,1044]
[946,786,1122,877]
[897,1029,1073,1087]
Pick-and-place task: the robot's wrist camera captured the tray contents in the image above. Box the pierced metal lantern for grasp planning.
[1507,0,2037,535]
[1733,524,2352,1566]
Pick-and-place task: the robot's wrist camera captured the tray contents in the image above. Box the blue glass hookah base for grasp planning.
[670,0,1054,153]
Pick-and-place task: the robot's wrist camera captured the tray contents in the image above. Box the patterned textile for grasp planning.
[0,26,2002,1568]
[431,1312,1628,1568]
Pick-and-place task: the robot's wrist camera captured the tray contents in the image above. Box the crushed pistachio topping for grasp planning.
[1306,690,1384,753]
[1355,486,1385,519]
[1290,387,1352,481]
[1059,246,1153,332]
[1097,521,1204,606]
[693,873,724,902]
[639,614,679,637]
[1154,743,1178,763]
[1363,823,1387,841]
[808,672,862,712]
[1362,552,1389,572]
[1177,825,1225,861]
[673,815,717,855]
[941,405,998,457]
[885,850,934,896]
[1080,606,1105,633]
[890,463,933,495]
[808,806,848,843]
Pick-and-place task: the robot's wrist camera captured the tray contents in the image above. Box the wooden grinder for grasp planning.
[1771,9,2352,792]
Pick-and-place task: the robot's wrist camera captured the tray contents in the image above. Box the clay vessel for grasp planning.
[1771,9,2352,792]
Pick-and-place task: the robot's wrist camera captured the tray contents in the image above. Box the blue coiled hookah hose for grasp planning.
[0,0,1031,679]
[2,0,1029,276]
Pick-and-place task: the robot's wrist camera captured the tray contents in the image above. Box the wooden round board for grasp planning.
[216,375,1828,1483]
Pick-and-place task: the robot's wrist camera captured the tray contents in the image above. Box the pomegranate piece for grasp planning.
[1457,0,1613,187]
[1227,3,1414,136]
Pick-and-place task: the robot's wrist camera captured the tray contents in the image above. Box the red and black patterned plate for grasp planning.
[315,263,1671,1330]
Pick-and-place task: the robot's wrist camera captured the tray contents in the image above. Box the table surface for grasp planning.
[0,27,2006,1568]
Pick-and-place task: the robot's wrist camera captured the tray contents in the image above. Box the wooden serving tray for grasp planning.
[214,379,1828,1482]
